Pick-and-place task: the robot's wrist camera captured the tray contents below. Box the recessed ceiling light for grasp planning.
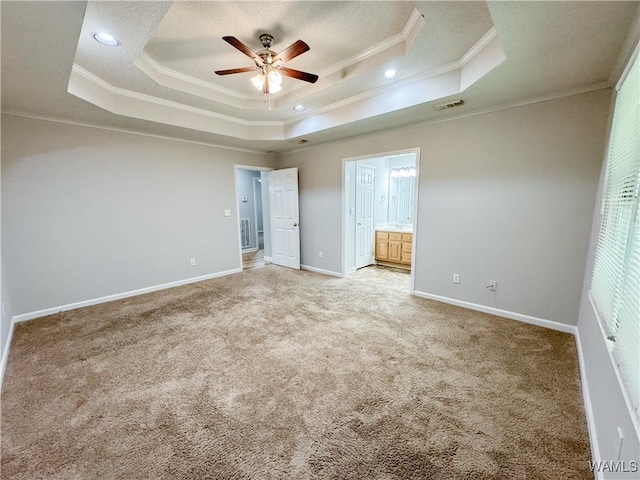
[384,69,398,79]
[92,32,119,47]
[293,105,305,112]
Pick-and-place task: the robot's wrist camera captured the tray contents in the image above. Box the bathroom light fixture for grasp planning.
[384,69,398,79]
[92,32,119,46]
[390,167,416,178]
[293,105,305,112]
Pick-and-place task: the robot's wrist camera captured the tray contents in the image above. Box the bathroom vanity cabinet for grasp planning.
[375,230,412,268]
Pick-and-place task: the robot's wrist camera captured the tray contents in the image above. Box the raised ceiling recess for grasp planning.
[67,1,505,142]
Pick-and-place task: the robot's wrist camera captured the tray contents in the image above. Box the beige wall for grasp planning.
[278,89,611,326]
[1,115,275,316]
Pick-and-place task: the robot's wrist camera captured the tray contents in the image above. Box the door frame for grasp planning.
[234,165,273,269]
[341,148,421,293]
[252,176,263,251]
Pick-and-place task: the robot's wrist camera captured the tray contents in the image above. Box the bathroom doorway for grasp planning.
[342,148,420,292]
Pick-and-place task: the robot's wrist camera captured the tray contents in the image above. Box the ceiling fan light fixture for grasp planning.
[251,74,265,90]
[268,70,283,86]
[293,105,305,112]
[217,34,318,99]
[92,32,119,46]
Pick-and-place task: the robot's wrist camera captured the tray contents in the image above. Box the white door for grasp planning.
[355,164,375,269]
[269,168,300,269]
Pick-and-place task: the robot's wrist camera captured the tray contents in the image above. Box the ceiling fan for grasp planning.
[215,34,319,94]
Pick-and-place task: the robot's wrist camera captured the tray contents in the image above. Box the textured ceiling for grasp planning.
[146,1,416,91]
[2,1,639,154]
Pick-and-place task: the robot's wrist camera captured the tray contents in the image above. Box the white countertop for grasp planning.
[376,226,413,233]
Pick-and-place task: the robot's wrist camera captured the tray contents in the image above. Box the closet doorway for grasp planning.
[234,166,272,270]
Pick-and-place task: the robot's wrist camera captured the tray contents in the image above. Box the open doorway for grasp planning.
[342,149,420,292]
[234,165,272,270]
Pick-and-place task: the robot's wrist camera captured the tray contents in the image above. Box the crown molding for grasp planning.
[0,111,270,155]
[72,64,279,127]
[461,27,498,67]
[136,51,255,102]
[609,6,640,85]
[316,8,426,81]
[284,32,505,136]
[282,83,611,156]
[288,27,498,125]
[135,51,268,111]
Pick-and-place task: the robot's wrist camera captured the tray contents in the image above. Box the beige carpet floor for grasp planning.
[1,265,591,479]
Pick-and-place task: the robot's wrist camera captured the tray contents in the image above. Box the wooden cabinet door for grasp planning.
[376,238,388,260]
[401,233,412,264]
[388,240,402,263]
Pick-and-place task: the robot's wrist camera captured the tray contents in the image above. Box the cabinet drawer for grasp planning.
[389,233,402,241]
[401,252,412,264]
[402,242,412,253]
[402,233,413,243]
[376,231,389,240]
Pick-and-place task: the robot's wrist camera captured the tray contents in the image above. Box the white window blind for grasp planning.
[590,47,640,424]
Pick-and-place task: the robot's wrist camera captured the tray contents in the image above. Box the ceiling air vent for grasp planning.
[433,99,465,111]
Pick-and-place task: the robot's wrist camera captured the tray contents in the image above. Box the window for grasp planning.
[590,46,639,424]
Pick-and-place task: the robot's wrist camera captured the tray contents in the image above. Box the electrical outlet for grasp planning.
[453,274,460,284]
[190,258,196,266]
[224,209,231,217]
[487,280,497,291]
[318,251,323,258]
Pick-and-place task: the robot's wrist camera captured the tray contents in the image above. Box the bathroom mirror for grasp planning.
[387,167,416,226]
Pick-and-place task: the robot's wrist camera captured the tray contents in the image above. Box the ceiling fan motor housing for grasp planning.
[260,34,274,49]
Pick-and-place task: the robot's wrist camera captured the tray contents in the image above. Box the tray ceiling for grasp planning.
[68,1,503,140]
[2,1,638,153]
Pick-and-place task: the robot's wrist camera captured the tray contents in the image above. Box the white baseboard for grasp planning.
[0,318,16,391]
[347,266,357,275]
[12,268,243,324]
[242,247,258,253]
[300,264,343,278]
[575,328,602,480]
[411,290,578,335]
[263,256,273,263]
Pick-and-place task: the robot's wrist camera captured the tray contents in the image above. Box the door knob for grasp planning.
[357,223,362,226]
[293,222,299,227]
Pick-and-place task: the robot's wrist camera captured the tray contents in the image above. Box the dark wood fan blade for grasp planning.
[222,36,264,66]
[273,40,309,63]
[215,67,256,76]
[280,67,318,84]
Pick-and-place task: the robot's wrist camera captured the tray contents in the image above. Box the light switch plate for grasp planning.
[224,209,231,217]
